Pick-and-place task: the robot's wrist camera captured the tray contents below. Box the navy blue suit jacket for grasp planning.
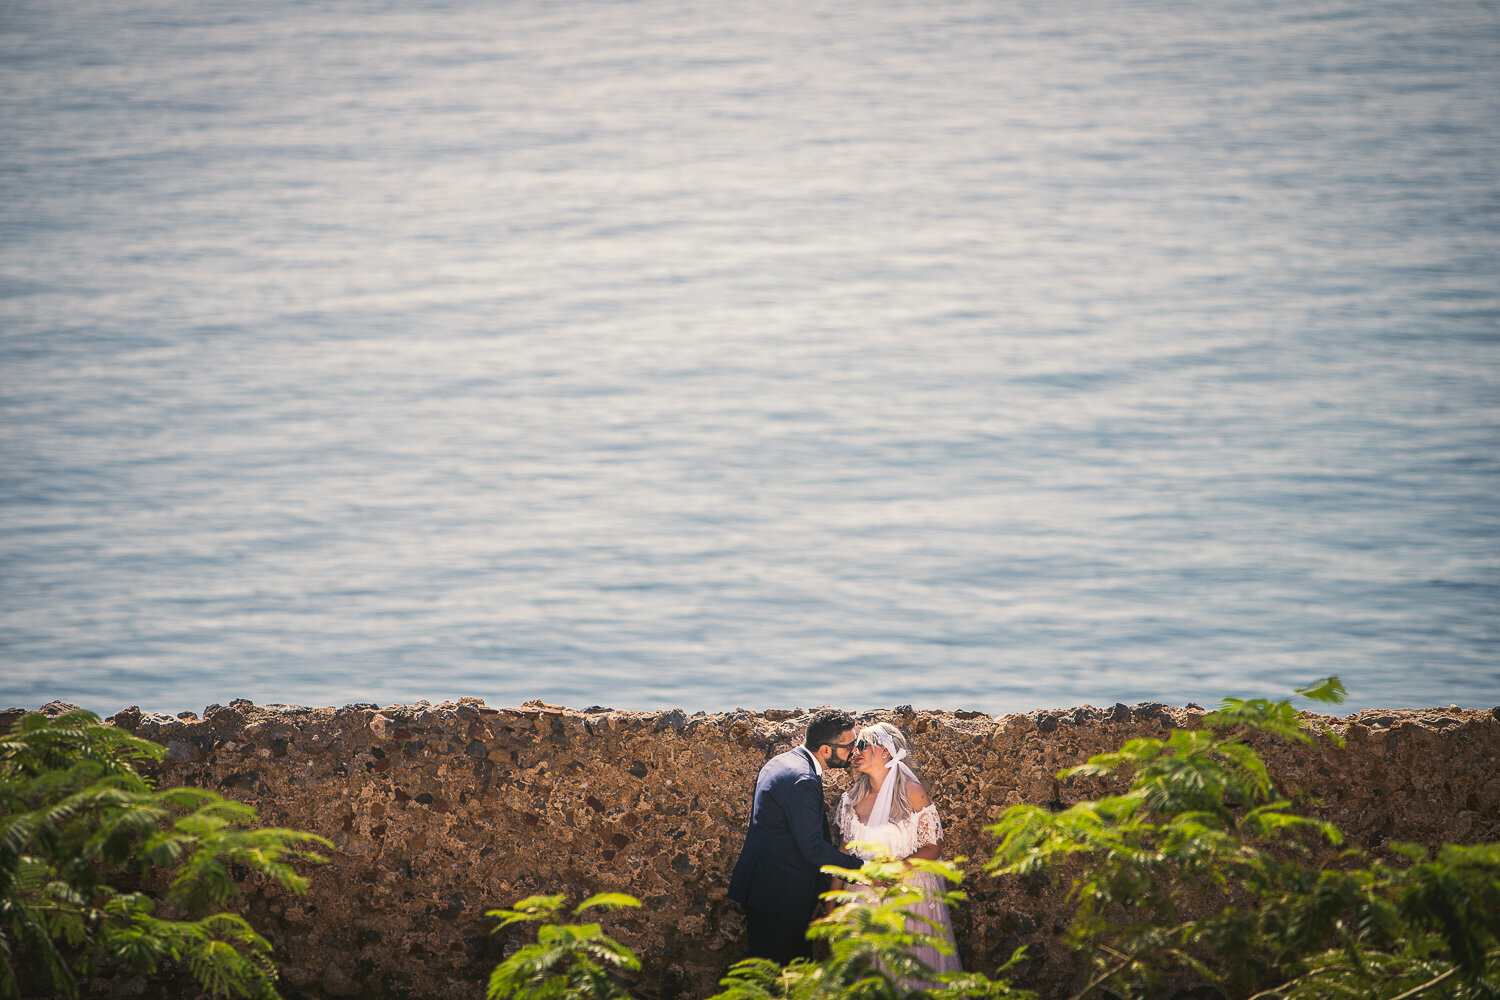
[728,746,864,926]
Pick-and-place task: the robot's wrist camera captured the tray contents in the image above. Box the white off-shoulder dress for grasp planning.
[834,794,962,976]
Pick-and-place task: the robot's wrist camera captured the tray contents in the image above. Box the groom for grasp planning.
[728,709,864,963]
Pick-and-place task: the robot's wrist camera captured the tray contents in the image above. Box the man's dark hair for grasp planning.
[805,709,857,749]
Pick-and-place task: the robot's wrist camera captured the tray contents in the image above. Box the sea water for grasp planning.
[2,0,1498,716]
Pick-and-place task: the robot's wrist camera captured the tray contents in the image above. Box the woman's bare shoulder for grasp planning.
[907,780,932,809]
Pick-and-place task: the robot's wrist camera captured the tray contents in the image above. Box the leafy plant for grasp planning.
[987,678,1500,999]
[487,892,643,1000]
[488,859,1032,1000]
[710,856,1035,1000]
[0,709,330,999]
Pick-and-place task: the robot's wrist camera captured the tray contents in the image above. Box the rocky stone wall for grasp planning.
[19,699,1500,999]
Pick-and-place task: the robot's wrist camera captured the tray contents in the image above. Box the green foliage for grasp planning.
[490,861,1034,1000]
[486,892,643,1000]
[709,857,1034,1000]
[988,678,1500,999]
[0,709,330,999]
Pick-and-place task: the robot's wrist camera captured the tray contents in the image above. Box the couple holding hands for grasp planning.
[728,710,961,973]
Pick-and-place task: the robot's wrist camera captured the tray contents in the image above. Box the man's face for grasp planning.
[823,728,858,769]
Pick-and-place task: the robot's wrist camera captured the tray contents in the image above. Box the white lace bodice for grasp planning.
[835,794,945,862]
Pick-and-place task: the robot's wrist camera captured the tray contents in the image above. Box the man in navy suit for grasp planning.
[728,709,865,963]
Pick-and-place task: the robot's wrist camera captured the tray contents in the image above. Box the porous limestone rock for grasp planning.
[10,698,1497,999]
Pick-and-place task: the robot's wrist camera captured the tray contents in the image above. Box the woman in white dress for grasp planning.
[833,722,962,976]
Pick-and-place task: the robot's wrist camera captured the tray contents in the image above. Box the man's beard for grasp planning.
[827,754,853,769]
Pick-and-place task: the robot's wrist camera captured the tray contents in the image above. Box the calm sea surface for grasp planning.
[2,0,1498,717]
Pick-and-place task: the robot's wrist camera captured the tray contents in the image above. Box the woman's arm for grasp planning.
[904,782,941,862]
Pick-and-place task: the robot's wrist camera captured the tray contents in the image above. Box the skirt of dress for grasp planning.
[855,870,962,980]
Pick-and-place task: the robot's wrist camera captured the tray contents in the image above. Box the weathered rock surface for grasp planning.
[10,698,1499,999]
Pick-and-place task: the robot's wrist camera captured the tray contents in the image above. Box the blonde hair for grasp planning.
[845,722,922,823]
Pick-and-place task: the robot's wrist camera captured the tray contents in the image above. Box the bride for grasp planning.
[833,722,962,976]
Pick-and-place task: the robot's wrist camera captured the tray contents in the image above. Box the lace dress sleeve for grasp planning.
[913,804,944,848]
